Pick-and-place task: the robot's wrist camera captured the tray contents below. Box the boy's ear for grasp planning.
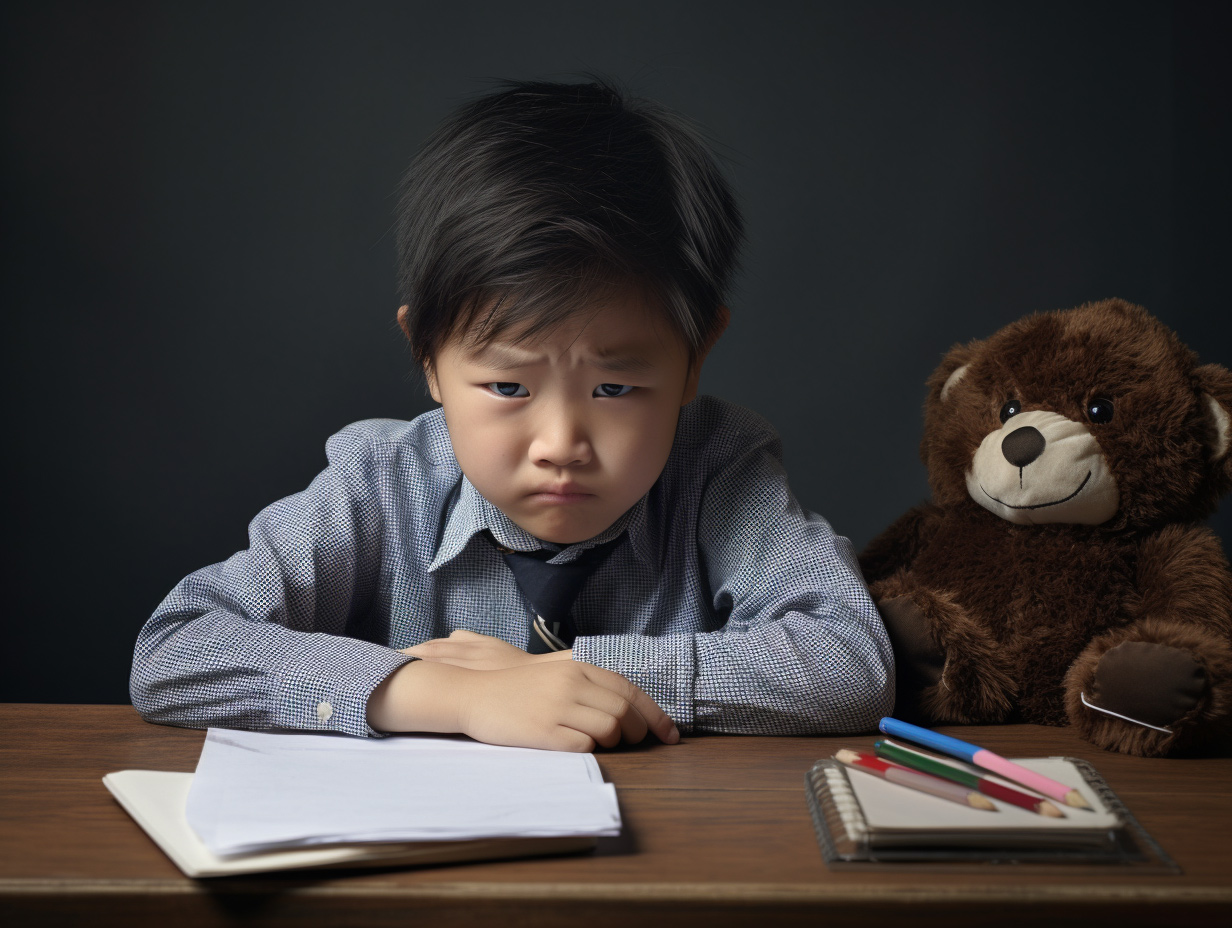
[396,304,414,343]
[702,304,730,358]
[423,361,442,403]
[683,304,730,405]
[399,304,443,403]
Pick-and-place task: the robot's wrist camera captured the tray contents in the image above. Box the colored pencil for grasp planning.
[878,717,1094,810]
[874,740,1064,817]
[835,749,997,811]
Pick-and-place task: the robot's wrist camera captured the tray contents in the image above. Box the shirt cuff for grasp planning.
[571,633,697,732]
[274,633,416,737]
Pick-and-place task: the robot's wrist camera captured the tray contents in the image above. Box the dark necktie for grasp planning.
[488,532,624,653]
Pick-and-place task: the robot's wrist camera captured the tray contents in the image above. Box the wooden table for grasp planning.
[1,705,1229,926]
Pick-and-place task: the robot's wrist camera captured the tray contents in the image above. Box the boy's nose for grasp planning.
[531,410,593,467]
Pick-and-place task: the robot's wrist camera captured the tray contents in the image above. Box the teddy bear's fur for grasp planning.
[860,299,1232,756]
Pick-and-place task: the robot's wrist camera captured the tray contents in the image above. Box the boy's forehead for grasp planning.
[452,294,686,368]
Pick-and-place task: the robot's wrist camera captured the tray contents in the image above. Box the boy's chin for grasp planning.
[508,511,620,546]
[524,523,610,546]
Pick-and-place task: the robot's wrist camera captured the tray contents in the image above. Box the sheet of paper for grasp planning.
[185,729,621,856]
[104,770,596,878]
[848,754,1119,833]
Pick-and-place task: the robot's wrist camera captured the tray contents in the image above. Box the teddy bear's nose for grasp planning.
[1002,426,1046,467]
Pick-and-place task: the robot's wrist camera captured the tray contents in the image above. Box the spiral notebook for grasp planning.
[805,755,1178,870]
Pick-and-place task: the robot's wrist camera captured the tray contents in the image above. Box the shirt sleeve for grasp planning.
[571,419,895,735]
[129,426,415,738]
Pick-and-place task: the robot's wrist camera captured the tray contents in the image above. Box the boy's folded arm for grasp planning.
[688,524,896,736]
[131,604,414,736]
[367,659,679,752]
[570,549,894,737]
[571,422,895,736]
[130,425,415,738]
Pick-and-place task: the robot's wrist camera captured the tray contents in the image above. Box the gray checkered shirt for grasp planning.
[131,395,893,738]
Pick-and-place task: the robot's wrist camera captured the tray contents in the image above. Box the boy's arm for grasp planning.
[571,419,895,735]
[367,658,679,751]
[130,424,415,737]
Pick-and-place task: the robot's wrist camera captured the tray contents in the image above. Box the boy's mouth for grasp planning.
[529,484,594,503]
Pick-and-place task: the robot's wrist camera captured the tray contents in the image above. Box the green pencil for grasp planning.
[874,740,1064,817]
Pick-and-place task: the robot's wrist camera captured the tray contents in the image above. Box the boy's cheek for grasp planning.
[451,422,523,473]
[616,414,678,474]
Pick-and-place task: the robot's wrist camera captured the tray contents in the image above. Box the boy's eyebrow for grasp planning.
[468,343,541,369]
[587,350,656,373]
[469,342,657,373]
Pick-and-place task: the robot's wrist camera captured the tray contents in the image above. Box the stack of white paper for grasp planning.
[185,729,621,857]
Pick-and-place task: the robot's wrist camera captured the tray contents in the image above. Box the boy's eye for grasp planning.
[594,383,634,398]
[487,382,528,397]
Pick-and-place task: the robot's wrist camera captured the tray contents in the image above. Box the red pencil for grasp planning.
[835,749,996,810]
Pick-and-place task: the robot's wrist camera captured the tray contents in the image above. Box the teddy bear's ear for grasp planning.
[1194,364,1232,463]
[928,341,983,403]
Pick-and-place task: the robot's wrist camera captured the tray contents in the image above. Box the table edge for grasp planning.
[2,879,1229,905]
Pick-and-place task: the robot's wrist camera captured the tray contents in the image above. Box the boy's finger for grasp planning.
[407,654,471,667]
[401,642,445,656]
[405,640,482,658]
[405,631,493,654]
[580,665,679,744]
[401,638,450,653]
[574,689,650,745]
[548,725,597,754]
[560,705,626,750]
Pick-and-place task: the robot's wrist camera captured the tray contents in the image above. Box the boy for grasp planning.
[131,78,893,752]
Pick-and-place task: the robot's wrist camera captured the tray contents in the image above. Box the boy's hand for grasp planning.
[402,629,551,670]
[460,660,680,752]
[367,659,680,752]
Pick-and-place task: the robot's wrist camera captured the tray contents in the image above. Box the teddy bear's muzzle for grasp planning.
[965,409,1119,525]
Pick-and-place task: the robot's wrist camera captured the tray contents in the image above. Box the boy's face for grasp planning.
[425,288,703,544]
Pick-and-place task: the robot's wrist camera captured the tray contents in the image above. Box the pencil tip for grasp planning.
[970,794,997,811]
[1040,801,1065,818]
[1065,789,1093,810]
[835,749,858,764]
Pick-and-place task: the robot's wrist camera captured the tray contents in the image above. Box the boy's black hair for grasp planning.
[394,75,744,369]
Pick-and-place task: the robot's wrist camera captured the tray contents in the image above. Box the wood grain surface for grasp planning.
[1,704,1229,926]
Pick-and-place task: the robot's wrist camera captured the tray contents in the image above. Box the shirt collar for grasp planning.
[427,476,650,572]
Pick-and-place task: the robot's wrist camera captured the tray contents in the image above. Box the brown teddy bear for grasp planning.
[860,299,1232,757]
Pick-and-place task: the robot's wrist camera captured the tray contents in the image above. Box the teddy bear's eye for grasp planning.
[1086,397,1114,424]
[999,400,1022,423]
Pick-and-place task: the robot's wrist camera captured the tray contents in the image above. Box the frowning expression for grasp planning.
[426,289,701,544]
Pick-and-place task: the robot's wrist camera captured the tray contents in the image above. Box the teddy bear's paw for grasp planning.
[1087,641,1208,731]
[1066,618,1232,755]
[873,585,1017,724]
[918,663,1017,724]
[1074,708,1180,757]
[876,595,946,722]
[879,595,946,686]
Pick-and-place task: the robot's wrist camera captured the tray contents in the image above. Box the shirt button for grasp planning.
[316,701,334,722]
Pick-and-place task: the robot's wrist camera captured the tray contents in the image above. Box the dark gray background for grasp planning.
[4,1,1229,703]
